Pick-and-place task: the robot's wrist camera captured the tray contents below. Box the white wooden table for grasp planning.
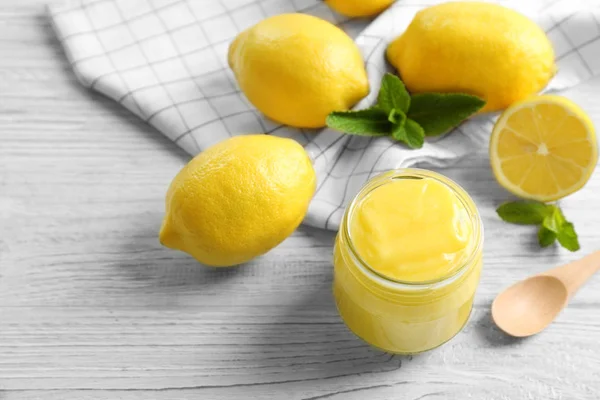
[1,1,600,399]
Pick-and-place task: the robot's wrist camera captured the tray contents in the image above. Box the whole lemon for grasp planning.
[386,2,555,112]
[228,14,369,128]
[325,0,395,17]
[159,135,316,267]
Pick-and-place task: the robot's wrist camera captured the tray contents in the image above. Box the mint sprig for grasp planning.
[496,201,580,252]
[378,73,410,114]
[325,108,390,136]
[394,118,424,149]
[325,73,485,149]
[408,93,486,137]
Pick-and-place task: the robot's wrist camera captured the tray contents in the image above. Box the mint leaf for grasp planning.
[541,206,580,251]
[378,73,410,114]
[557,222,580,252]
[391,124,407,143]
[498,200,581,252]
[554,207,567,226]
[496,201,552,225]
[408,93,486,136]
[388,109,406,126]
[404,119,425,149]
[326,108,391,136]
[538,226,557,247]
[392,119,424,149]
[542,206,562,233]
[326,75,485,146]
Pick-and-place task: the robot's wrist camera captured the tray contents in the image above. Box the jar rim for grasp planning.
[340,168,484,290]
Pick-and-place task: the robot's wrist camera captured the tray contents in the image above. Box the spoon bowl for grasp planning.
[492,275,568,337]
[491,251,600,337]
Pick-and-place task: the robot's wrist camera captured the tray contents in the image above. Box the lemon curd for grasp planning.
[333,169,483,354]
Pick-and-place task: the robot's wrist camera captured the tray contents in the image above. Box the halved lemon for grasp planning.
[490,95,597,202]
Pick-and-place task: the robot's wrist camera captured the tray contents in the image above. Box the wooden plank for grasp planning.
[1,307,599,397]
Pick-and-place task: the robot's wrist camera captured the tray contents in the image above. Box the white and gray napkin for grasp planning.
[48,0,600,230]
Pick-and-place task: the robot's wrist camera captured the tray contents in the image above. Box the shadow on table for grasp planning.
[115,237,246,288]
[472,302,528,347]
[112,220,333,296]
[237,264,417,383]
[111,211,413,380]
[111,208,249,288]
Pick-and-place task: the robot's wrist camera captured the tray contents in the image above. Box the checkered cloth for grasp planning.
[49,0,600,230]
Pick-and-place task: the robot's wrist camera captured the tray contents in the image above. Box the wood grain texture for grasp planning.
[1,1,600,399]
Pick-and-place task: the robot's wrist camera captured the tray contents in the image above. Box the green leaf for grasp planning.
[554,207,567,226]
[557,222,580,252]
[407,93,486,136]
[378,73,410,114]
[497,200,580,252]
[391,125,406,143]
[538,226,557,247]
[388,109,406,126]
[542,206,562,233]
[404,119,425,149]
[392,119,424,149]
[541,206,580,251]
[326,108,391,136]
[496,201,552,225]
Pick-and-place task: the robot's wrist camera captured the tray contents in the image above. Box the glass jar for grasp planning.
[333,169,483,354]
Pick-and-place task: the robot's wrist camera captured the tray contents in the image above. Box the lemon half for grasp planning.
[490,95,598,201]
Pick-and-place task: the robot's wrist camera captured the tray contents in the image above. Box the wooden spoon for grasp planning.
[492,251,600,337]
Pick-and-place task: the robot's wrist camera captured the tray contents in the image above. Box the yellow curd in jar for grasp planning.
[333,169,483,354]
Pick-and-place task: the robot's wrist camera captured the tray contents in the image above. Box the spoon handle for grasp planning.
[543,251,600,297]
